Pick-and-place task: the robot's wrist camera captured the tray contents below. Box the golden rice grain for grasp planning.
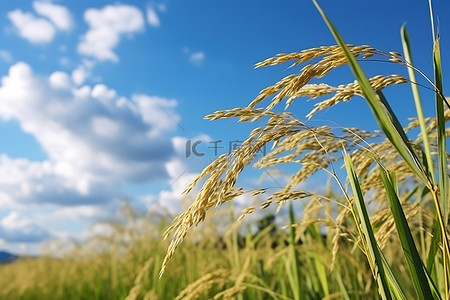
[306,75,407,119]
[160,43,435,278]
[174,269,231,300]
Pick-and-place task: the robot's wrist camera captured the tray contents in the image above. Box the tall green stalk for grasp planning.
[400,26,434,182]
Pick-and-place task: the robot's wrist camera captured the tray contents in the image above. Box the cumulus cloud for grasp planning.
[49,71,72,90]
[0,212,50,243]
[33,1,74,31]
[78,4,145,62]
[0,62,179,206]
[7,2,73,44]
[71,65,90,86]
[134,95,180,136]
[8,9,56,44]
[91,83,117,101]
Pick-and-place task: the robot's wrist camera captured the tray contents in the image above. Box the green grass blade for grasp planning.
[306,225,329,296]
[379,249,408,300]
[335,272,351,300]
[379,166,434,299]
[288,202,301,300]
[433,38,449,226]
[312,0,429,186]
[427,221,441,272]
[424,261,444,300]
[400,25,434,182]
[429,1,450,296]
[375,90,418,152]
[343,150,392,300]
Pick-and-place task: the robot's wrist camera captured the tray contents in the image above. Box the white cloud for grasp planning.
[91,83,117,101]
[146,7,160,28]
[134,95,179,136]
[78,4,145,62]
[8,9,56,44]
[91,116,121,137]
[7,2,73,44]
[0,62,179,206]
[33,1,74,31]
[49,71,71,90]
[0,211,50,243]
[71,65,90,86]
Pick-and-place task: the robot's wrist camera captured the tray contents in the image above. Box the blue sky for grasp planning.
[0,0,447,255]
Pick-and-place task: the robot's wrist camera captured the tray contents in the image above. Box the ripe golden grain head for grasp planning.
[174,269,231,300]
[160,43,430,276]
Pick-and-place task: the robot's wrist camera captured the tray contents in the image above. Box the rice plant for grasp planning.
[161,1,449,299]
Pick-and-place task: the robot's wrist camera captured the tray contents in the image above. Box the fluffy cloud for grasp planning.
[33,1,73,31]
[71,65,90,86]
[0,212,50,243]
[49,71,72,90]
[8,9,56,44]
[0,62,179,206]
[78,4,145,62]
[7,1,73,44]
[0,155,120,206]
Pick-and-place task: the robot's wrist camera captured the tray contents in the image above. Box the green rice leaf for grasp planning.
[428,2,450,296]
[379,251,408,300]
[313,0,429,186]
[379,166,434,299]
[427,220,441,272]
[400,25,434,183]
[432,37,449,226]
[343,150,392,300]
[288,202,301,300]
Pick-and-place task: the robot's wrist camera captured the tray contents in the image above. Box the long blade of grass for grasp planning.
[376,90,426,162]
[312,0,429,187]
[379,166,434,299]
[424,260,444,300]
[433,33,450,300]
[288,202,301,300]
[429,1,450,296]
[335,272,351,300]
[400,25,434,182]
[379,250,408,300]
[433,38,449,226]
[343,150,392,300]
[305,224,329,296]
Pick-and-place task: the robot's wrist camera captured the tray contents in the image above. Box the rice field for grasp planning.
[0,1,448,299]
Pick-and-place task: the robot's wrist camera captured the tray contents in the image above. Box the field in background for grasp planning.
[0,199,420,300]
